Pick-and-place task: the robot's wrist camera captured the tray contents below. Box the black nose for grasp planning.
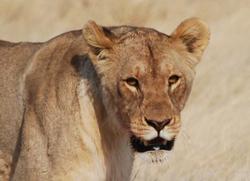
[145,118,171,132]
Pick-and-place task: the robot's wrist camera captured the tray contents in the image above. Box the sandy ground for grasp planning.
[1,0,250,180]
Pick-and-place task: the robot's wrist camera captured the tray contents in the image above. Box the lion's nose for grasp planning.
[145,118,171,132]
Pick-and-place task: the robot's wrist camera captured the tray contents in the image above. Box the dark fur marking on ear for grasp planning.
[180,35,198,53]
[102,27,116,39]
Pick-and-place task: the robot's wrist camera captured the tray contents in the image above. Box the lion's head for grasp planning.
[82,18,210,162]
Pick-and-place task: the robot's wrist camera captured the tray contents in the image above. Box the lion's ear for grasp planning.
[82,20,113,51]
[170,18,210,66]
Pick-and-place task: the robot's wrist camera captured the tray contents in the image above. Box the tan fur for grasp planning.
[0,18,209,181]
[0,151,11,181]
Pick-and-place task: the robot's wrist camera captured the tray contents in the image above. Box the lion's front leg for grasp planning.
[11,109,50,181]
[11,108,105,181]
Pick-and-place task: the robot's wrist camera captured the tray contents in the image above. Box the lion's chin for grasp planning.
[134,150,171,163]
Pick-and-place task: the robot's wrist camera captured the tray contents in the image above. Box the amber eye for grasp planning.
[168,75,180,86]
[125,77,139,88]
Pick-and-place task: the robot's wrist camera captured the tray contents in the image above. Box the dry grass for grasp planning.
[1,0,250,180]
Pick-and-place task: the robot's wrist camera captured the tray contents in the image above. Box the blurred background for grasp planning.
[1,0,250,180]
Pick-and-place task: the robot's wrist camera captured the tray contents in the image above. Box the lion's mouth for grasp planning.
[130,136,175,153]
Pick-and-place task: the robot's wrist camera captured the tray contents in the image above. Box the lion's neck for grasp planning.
[77,76,133,181]
[101,120,133,181]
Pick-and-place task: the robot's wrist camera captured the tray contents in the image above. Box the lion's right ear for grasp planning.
[170,18,210,67]
[82,20,113,53]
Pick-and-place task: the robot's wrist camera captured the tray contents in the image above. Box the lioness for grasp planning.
[0,18,209,181]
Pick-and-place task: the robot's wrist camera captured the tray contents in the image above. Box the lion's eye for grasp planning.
[125,77,139,88]
[168,75,180,86]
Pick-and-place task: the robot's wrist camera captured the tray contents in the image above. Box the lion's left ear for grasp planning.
[170,18,210,66]
[82,20,113,51]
